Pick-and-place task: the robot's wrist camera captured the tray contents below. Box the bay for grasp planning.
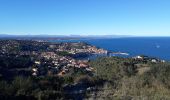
[49,37,170,61]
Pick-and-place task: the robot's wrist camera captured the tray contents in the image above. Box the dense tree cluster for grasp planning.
[0,76,64,100]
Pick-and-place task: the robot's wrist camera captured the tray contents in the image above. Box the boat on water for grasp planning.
[111,52,129,56]
[156,45,160,48]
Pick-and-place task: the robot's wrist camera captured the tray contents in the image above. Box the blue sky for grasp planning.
[0,0,170,36]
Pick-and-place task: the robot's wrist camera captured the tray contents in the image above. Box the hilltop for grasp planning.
[0,40,169,100]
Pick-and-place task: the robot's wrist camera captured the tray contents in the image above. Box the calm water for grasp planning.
[49,37,170,61]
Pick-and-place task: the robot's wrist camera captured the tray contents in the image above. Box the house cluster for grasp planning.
[57,59,94,76]
[56,43,108,54]
[32,52,94,76]
[133,55,165,63]
[0,40,19,54]
[87,46,108,54]
[0,40,105,77]
[40,52,58,59]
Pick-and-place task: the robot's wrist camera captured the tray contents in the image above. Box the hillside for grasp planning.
[0,56,170,99]
[89,57,170,100]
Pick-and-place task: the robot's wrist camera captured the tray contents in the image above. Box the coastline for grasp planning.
[46,37,170,61]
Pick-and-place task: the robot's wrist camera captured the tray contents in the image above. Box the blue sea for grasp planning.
[49,37,170,61]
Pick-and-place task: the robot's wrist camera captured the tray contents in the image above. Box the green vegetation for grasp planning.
[0,76,64,100]
[89,57,170,99]
[56,51,71,56]
[0,40,170,99]
[1,56,170,100]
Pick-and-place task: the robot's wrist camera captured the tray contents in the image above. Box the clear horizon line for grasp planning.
[0,34,170,37]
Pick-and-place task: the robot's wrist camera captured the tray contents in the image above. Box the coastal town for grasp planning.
[0,39,168,100]
[0,40,108,78]
[0,40,165,78]
[1,0,170,99]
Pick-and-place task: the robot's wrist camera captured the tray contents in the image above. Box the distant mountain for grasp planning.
[0,34,134,40]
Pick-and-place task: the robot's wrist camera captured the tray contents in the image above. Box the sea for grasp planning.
[49,37,170,61]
